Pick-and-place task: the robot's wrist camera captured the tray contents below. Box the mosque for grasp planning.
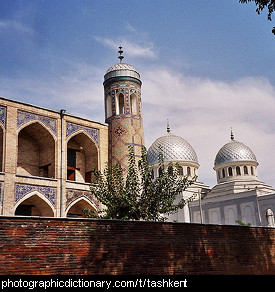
[0,48,274,227]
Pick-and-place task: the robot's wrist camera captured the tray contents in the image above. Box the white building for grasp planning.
[147,128,275,227]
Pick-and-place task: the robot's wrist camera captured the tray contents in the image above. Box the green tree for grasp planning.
[87,145,196,221]
[239,0,275,34]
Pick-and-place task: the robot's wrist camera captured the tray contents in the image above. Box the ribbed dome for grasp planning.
[104,63,140,82]
[214,139,257,166]
[147,132,198,165]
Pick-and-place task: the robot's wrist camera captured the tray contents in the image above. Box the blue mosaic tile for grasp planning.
[66,189,100,209]
[15,183,56,206]
[17,110,57,136]
[66,122,99,145]
[0,107,6,128]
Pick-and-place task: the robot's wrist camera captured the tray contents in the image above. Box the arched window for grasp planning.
[168,165,173,175]
[266,209,275,227]
[244,165,248,175]
[117,93,125,115]
[251,166,254,176]
[222,168,225,178]
[228,167,233,176]
[178,166,183,176]
[158,167,163,177]
[151,169,154,179]
[236,166,241,175]
[187,166,191,176]
[130,94,138,115]
[106,94,112,118]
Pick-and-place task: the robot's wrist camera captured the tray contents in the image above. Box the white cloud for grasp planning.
[1,61,275,188]
[141,68,275,187]
[0,20,33,34]
[95,36,157,60]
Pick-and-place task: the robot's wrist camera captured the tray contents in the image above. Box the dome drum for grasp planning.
[104,63,141,86]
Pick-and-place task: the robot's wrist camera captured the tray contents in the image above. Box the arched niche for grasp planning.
[66,197,98,218]
[66,131,98,183]
[14,193,54,217]
[17,122,56,178]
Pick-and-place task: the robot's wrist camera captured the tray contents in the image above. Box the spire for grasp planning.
[167,119,170,133]
[230,127,234,140]
[118,46,124,63]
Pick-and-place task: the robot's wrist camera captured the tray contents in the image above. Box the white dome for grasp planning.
[214,139,257,167]
[104,63,140,82]
[147,132,198,165]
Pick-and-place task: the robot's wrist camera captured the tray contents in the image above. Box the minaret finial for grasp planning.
[230,127,234,140]
[167,119,170,133]
[118,46,124,63]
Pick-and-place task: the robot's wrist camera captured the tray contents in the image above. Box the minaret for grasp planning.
[103,47,145,174]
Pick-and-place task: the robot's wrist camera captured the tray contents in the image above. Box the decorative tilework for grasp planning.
[0,107,6,128]
[17,110,57,136]
[114,125,126,137]
[105,80,144,174]
[15,183,56,206]
[66,189,100,209]
[66,122,99,145]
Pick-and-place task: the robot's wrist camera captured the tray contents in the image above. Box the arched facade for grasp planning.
[0,98,108,217]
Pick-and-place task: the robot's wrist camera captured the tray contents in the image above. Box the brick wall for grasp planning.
[0,216,274,275]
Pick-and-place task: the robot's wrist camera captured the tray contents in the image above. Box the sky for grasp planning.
[0,0,274,187]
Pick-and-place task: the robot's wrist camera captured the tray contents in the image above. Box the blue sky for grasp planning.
[0,0,274,186]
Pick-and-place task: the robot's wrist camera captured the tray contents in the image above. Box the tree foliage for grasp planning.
[239,0,275,34]
[87,145,196,221]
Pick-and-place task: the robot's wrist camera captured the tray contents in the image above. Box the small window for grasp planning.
[228,167,233,176]
[130,94,137,115]
[118,93,125,115]
[244,166,248,175]
[236,166,241,175]
[151,169,154,179]
[222,168,225,178]
[106,95,112,118]
[266,209,275,227]
[168,165,173,175]
[251,166,254,176]
[67,148,76,168]
[178,166,183,176]
[187,166,191,176]
[158,167,163,177]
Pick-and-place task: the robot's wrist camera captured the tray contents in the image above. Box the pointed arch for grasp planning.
[17,121,56,178]
[177,165,183,176]
[236,166,241,175]
[14,192,55,217]
[66,197,98,218]
[116,93,125,115]
[130,93,138,115]
[66,131,99,183]
[106,94,112,118]
[266,209,275,227]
